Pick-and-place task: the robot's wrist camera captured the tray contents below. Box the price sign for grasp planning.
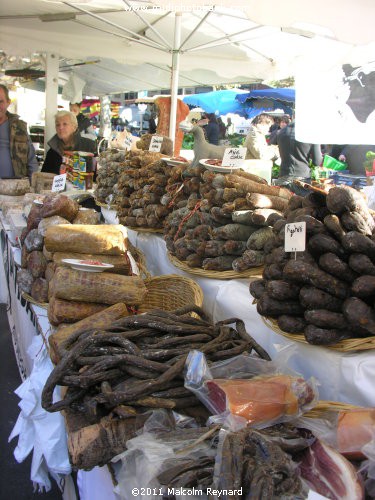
[123,134,133,151]
[149,135,163,152]
[51,174,67,192]
[284,222,306,252]
[222,147,247,167]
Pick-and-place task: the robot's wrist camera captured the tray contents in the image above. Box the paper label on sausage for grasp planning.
[222,147,247,167]
[51,174,66,192]
[285,222,306,252]
[149,136,163,152]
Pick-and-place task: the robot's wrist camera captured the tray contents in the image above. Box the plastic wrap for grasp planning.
[27,251,47,279]
[113,410,216,500]
[0,177,31,195]
[72,208,101,225]
[38,216,70,237]
[40,194,80,222]
[185,350,318,428]
[44,224,128,255]
[24,229,44,252]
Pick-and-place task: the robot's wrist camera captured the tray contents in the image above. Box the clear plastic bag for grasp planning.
[184,350,318,428]
[113,410,216,500]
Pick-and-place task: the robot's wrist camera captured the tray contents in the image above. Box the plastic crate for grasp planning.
[329,172,367,190]
[323,154,347,171]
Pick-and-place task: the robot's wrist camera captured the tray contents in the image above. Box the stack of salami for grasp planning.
[250,185,375,345]
[17,194,100,304]
[164,169,292,272]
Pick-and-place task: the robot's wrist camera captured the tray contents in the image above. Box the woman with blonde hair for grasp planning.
[41,110,96,174]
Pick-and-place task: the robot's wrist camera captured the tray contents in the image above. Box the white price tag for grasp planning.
[149,135,163,152]
[284,222,306,252]
[51,174,67,192]
[222,147,247,167]
[123,134,133,151]
[127,250,140,276]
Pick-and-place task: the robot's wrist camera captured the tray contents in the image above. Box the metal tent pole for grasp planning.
[44,52,59,153]
[169,12,182,148]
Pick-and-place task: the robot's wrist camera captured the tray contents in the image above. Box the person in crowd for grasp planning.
[217,117,227,141]
[338,144,375,175]
[268,114,291,145]
[226,116,234,135]
[275,120,323,195]
[69,102,96,140]
[148,112,157,134]
[0,84,39,181]
[244,113,279,160]
[41,110,96,175]
[204,113,220,145]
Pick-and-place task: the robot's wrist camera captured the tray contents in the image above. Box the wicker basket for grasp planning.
[262,316,375,352]
[94,198,118,210]
[305,400,363,418]
[21,292,48,309]
[126,226,164,234]
[139,274,203,314]
[168,252,264,280]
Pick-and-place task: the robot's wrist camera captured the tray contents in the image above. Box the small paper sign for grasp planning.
[127,250,140,276]
[285,222,306,252]
[222,147,247,167]
[123,134,133,151]
[149,135,163,152]
[51,174,67,192]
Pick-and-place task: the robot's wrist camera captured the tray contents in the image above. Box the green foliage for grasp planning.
[272,164,280,179]
[181,133,194,150]
[227,134,245,147]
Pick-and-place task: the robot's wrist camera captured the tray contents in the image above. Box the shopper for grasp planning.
[0,84,39,181]
[276,120,323,195]
[41,110,96,175]
[204,113,220,145]
[69,102,96,140]
[338,145,375,175]
[244,113,279,160]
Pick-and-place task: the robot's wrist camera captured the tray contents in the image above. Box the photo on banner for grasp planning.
[295,59,375,145]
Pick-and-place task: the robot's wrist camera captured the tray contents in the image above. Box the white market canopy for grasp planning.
[1,0,375,96]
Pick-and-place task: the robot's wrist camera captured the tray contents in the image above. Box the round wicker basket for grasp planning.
[168,252,263,280]
[305,400,363,418]
[94,199,118,210]
[139,274,203,314]
[126,226,164,234]
[21,292,48,309]
[262,316,375,352]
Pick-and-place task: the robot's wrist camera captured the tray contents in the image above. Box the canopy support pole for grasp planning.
[44,52,59,153]
[169,12,181,147]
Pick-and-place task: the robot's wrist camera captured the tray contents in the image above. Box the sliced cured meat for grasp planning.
[206,374,315,425]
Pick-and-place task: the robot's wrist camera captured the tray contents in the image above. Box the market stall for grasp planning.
[1,141,375,499]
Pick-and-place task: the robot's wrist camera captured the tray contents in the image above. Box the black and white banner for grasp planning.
[295,59,375,144]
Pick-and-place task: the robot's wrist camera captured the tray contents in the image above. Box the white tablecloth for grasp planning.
[125,228,375,408]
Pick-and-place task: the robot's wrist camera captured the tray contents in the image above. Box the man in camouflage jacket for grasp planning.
[0,84,39,180]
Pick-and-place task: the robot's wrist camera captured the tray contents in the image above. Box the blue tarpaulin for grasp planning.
[182,89,249,116]
[236,88,295,104]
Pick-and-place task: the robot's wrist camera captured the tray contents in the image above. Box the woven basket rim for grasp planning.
[305,400,365,418]
[262,316,375,352]
[168,252,263,280]
[21,291,48,309]
[94,198,118,209]
[140,274,204,314]
[126,226,164,234]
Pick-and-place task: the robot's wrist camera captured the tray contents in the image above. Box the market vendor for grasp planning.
[0,84,39,181]
[41,110,97,175]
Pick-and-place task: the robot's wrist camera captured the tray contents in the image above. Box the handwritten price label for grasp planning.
[123,134,133,151]
[51,174,67,192]
[284,222,306,252]
[149,136,163,152]
[222,147,247,167]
